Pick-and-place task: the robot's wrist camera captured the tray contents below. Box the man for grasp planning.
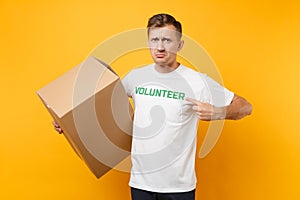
[122,13,252,200]
[54,13,252,200]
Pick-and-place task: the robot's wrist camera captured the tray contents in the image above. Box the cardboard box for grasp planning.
[36,56,133,178]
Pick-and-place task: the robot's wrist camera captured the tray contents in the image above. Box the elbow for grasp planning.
[234,101,253,120]
[246,102,253,116]
[238,102,252,120]
[238,94,253,118]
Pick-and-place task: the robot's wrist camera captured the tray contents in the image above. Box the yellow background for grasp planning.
[1,0,300,199]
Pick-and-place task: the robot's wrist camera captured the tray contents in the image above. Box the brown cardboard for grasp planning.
[37,56,133,178]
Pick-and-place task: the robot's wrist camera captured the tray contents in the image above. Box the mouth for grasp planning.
[155,53,166,58]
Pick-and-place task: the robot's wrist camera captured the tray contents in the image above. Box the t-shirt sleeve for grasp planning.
[199,74,234,107]
[121,71,133,97]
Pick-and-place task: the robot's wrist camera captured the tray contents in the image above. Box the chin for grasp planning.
[154,58,167,63]
[155,61,168,66]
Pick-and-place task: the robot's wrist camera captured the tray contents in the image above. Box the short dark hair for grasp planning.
[147,13,182,39]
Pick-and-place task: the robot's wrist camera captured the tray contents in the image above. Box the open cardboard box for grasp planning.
[37,56,133,178]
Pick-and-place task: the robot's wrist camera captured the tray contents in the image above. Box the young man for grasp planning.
[54,13,252,200]
[120,13,252,200]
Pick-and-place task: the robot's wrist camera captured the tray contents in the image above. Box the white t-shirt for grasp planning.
[121,64,234,193]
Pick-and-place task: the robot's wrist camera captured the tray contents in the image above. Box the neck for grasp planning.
[154,62,180,73]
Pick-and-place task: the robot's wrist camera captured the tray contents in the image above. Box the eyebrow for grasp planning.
[150,36,172,40]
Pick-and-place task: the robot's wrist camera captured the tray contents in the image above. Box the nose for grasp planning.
[157,40,165,51]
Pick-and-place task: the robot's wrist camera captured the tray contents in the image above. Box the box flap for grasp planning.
[36,56,118,118]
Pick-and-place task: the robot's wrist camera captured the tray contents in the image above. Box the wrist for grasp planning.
[213,106,227,120]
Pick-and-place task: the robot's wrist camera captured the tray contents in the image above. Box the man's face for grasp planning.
[148,25,183,67]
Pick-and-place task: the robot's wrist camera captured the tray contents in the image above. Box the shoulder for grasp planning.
[179,64,207,82]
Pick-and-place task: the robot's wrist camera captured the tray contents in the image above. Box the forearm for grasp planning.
[225,94,252,120]
[186,94,252,121]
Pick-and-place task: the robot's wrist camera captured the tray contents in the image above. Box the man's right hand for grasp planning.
[52,121,63,134]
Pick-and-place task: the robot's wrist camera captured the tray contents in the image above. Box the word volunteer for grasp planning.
[135,87,186,100]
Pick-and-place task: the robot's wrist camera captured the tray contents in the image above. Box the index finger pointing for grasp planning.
[185,97,200,105]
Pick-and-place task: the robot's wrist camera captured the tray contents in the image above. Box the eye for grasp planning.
[151,38,159,42]
[162,38,172,43]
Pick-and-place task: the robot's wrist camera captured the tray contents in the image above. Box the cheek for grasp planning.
[148,43,155,50]
[165,44,179,54]
[149,48,156,56]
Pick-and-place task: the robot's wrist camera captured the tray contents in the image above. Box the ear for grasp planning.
[177,40,184,51]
